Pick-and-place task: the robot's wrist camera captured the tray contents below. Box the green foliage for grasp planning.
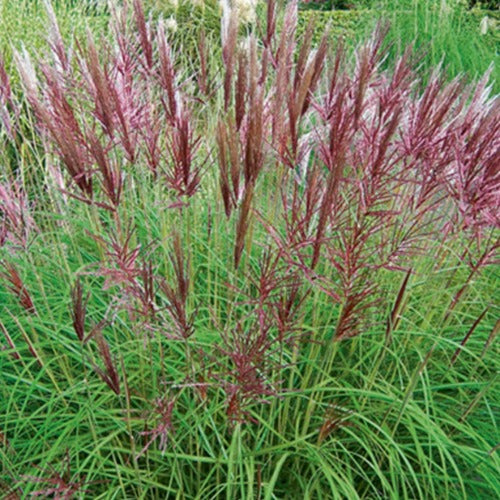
[140,0,225,67]
[0,2,498,498]
[298,0,373,10]
[297,9,370,44]
[145,1,222,35]
[468,0,499,9]
[0,0,108,85]
[298,1,499,92]
[1,226,498,497]
[368,0,499,92]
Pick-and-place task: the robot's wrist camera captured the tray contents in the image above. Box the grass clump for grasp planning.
[297,0,499,92]
[0,0,498,498]
[0,0,109,76]
[366,0,499,92]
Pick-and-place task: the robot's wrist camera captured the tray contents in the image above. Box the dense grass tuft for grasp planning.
[0,1,498,498]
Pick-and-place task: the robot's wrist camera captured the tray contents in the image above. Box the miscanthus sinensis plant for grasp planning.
[0,0,498,497]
